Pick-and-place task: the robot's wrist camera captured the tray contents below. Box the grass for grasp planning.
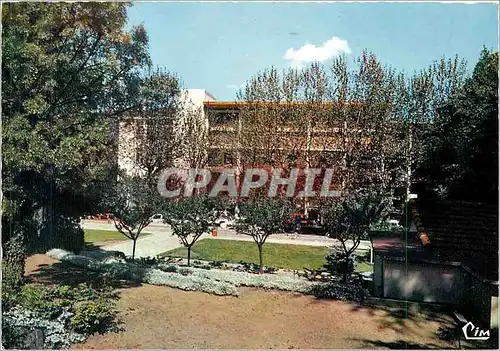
[160,239,373,273]
[84,229,150,243]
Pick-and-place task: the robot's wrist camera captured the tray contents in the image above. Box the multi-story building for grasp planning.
[116,89,215,175]
[115,89,385,203]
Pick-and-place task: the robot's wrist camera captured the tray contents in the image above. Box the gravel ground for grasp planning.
[24,254,456,349]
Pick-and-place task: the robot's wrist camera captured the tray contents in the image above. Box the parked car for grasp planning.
[214,209,236,229]
[149,214,164,224]
[284,209,326,235]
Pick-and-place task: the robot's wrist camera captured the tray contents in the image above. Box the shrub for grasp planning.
[48,249,239,296]
[238,261,277,274]
[2,234,27,291]
[323,248,355,279]
[210,260,224,268]
[101,260,147,282]
[20,284,67,319]
[47,248,103,271]
[3,281,120,348]
[125,256,163,266]
[54,283,114,302]
[144,269,239,296]
[54,217,85,254]
[70,298,118,335]
[158,264,314,293]
[307,282,363,301]
[2,306,86,349]
[370,221,404,232]
[161,264,178,273]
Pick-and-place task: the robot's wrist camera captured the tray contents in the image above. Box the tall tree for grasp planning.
[2,2,150,251]
[176,96,209,169]
[416,48,498,203]
[106,68,182,258]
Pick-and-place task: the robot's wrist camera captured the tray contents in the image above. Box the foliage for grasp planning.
[163,195,219,266]
[236,198,292,273]
[46,249,321,296]
[176,96,209,168]
[323,248,355,279]
[416,48,498,203]
[70,298,118,335]
[104,173,163,259]
[2,282,119,349]
[157,264,314,293]
[234,52,467,196]
[118,68,182,182]
[2,306,86,349]
[369,221,404,232]
[46,249,238,296]
[306,282,364,301]
[2,233,28,292]
[321,190,389,283]
[124,255,164,266]
[2,2,150,253]
[103,68,182,259]
[49,215,85,253]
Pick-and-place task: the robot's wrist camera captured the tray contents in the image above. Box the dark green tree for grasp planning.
[416,48,498,203]
[2,3,150,252]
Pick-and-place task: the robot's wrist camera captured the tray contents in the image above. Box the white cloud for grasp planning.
[284,36,351,67]
[226,83,247,90]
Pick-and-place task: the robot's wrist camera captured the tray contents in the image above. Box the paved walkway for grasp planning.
[82,220,372,258]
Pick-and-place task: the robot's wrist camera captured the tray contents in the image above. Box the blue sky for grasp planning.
[127,2,498,100]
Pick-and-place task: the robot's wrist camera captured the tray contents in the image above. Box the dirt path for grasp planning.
[25,255,455,349]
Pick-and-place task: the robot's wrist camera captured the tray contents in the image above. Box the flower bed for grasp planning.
[156,263,314,293]
[2,306,86,349]
[47,249,365,301]
[47,249,238,296]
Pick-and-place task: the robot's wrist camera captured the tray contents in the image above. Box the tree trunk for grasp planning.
[343,256,349,284]
[132,238,137,260]
[258,244,263,274]
[187,245,192,267]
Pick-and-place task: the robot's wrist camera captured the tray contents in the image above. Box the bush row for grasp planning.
[156,263,314,293]
[47,249,365,302]
[47,249,238,296]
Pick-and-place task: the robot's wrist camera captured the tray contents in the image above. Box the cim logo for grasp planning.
[462,321,490,341]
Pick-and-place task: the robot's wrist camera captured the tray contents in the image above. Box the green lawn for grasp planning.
[84,229,150,243]
[160,239,373,273]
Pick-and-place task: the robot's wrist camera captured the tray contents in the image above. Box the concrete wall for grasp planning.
[373,256,498,329]
[382,260,465,304]
[117,89,214,175]
[373,255,383,297]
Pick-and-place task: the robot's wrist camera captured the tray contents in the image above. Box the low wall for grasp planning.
[382,260,464,304]
[373,256,498,328]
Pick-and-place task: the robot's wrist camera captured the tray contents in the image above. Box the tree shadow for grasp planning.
[354,338,455,349]
[339,296,456,339]
[26,247,143,291]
